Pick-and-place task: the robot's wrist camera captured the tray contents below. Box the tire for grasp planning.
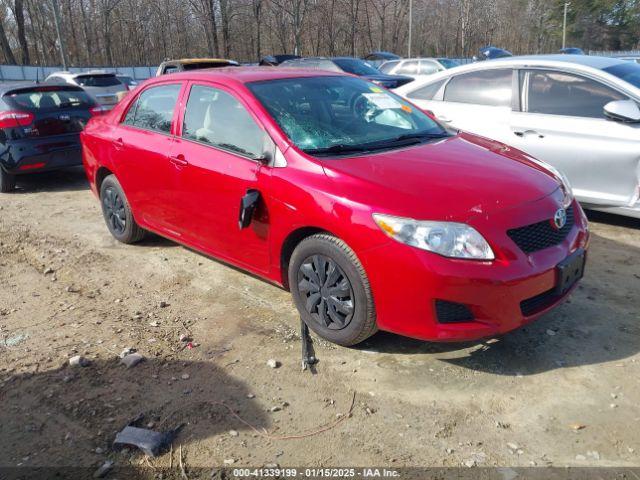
[0,168,16,193]
[99,174,145,244]
[288,234,377,346]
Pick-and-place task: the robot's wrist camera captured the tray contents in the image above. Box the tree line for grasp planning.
[0,0,637,67]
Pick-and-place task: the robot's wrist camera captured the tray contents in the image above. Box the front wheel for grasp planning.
[100,175,145,244]
[0,168,16,193]
[288,234,377,346]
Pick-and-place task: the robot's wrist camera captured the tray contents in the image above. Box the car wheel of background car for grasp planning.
[288,234,377,346]
[0,168,16,193]
[100,175,145,244]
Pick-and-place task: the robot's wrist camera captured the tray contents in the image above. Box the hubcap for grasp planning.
[297,255,354,330]
[102,186,126,235]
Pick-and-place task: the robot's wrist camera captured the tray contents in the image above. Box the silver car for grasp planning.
[395,55,640,218]
[45,70,127,110]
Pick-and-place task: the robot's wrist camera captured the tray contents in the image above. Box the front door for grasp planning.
[510,69,640,207]
[170,82,272,273]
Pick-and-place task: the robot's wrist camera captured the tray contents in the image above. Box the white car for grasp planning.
[395,55,640,218]
[44,70,127,110]
[379,57,459,81]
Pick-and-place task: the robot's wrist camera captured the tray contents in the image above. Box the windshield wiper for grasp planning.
[303,143,375,156]
[304,131,451,157]
[393,131,451,142]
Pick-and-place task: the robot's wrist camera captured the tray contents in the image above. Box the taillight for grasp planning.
[89,105,108,116]
[0,110,34,129]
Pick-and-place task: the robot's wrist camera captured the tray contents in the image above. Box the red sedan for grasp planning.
[81,68,589,346]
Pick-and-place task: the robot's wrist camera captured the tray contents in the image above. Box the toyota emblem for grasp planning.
[553,208,567,230]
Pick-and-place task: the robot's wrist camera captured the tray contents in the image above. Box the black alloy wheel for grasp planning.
[297,254,354,330]
[102,185,126,235]
[99,174,145,244]
[288,234,377,346]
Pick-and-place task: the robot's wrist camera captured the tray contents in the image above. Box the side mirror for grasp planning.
[604,99,640,123]
[238,190,261,229]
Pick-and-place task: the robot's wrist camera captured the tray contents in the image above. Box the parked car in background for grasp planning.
[559,47,585,55]
[44,71,127,110]
[362,51,401,68]
[259,54,300,66]
[116,75,138,90]
[477,46,513,60]
[280,57,413,89]
[0,83,103,192]
[395,54,640,218]
[155,58,239,76]
[379,57,459,80]
[81,67,588,346]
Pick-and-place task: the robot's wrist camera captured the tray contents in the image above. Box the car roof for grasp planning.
[487,54,626,69]
[150,67,347,84]
[162,58,236,65]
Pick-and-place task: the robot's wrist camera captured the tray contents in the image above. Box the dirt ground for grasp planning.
[1,167,639,475]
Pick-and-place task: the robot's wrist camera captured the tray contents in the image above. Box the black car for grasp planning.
[259,54,301,66]
[477,46,513,60]
[0,83,101,192]
[362,51,401,68]
[559,47,585,55]
[280,57,413,89]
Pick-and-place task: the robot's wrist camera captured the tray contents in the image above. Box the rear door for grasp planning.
[170,82,272,273]
[510,69,640,206]
[407,68,516,142]
[112,82,185,234]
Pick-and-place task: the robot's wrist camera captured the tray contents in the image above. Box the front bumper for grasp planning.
[359,196,590,342]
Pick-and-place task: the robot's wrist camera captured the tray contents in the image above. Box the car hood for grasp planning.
[320,132,560,222]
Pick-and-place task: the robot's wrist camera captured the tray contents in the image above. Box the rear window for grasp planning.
[75,74,121,87]
[3,87,94,111]
[183,62,237,70]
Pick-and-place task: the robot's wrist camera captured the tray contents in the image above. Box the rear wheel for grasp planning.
[0,168,16,193]
[288,234,377,346]
[100,175,145,244]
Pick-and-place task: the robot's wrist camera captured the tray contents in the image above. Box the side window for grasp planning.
[444,69,513,107]
[396,61,419,75]
[526,70,627,118]
[407,79,447,101]
[163,65,178,75]
[123,83,181,133]
[182,84,267,159]
[379,61,399,74]
[418,61,440,75]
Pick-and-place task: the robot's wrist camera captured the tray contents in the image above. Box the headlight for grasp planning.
[373,214,495,260]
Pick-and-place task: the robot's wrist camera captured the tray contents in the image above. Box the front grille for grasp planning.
[507,206,575,254]
[520,288,560,316]
[435,300,474,323]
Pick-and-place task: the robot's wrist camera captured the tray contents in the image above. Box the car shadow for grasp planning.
[355,229,640,376]
[585,209,640,229]
[0,358,269,467]
[11,167,90,194]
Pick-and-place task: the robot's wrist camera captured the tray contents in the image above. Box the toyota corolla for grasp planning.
[81,68,589,346]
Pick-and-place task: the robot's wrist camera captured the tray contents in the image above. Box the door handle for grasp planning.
[113,137,124,150]
[514,130,545,139]
[437,116,452,123]
[169,154,189,167]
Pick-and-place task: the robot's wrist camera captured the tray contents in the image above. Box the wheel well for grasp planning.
[95,167,113,193]
[280,227,329,290]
